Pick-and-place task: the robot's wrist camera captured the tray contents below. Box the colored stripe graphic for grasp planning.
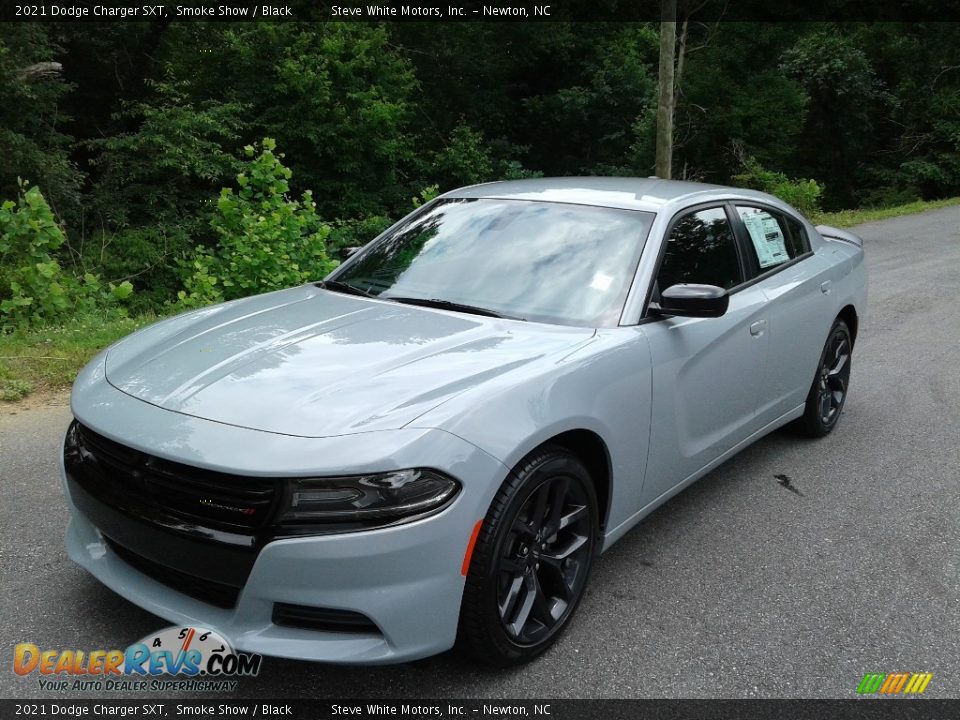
[858,672,932,695]
[857,674,885,694]
[912,673,933,694]
[879,673,908,694]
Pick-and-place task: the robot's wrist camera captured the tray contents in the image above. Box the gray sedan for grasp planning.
[61,177,867,666]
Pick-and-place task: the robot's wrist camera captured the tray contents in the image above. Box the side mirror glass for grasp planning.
[656,283,729,318]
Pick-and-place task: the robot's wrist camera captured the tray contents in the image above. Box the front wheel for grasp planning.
[795,318,853,437]
[457,447,598,666]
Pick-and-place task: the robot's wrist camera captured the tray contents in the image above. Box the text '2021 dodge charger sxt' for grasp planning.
[62,178,866,666]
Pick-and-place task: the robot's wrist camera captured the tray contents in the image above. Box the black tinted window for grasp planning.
[735,206,810,272]
[657,207,742,291]
[785,215,811,254]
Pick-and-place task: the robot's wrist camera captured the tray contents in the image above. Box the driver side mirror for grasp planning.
[656,283,729,318]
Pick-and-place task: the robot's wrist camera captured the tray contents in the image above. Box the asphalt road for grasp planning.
[2,205,959,700]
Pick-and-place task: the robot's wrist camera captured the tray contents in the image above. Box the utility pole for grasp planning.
[655,0,677,180]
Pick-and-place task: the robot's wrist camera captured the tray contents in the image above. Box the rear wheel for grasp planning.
[457,447,598,666]
[796,319,852,437]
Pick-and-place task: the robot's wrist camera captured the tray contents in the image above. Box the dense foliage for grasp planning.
[0,183,132,329]
[0,20,958,328]
[179,139,335,307]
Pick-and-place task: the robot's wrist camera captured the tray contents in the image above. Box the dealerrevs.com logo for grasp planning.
[14,626,262,692]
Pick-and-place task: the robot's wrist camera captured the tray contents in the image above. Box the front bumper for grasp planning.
[62,373,508,664]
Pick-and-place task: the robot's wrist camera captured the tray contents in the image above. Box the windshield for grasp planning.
[330,198,654,327]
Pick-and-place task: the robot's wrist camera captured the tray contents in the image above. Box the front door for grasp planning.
[640,205,770,507]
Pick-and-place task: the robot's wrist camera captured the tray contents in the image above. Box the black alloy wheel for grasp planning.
[497,473,593,644]
[797,319,853,437]
[458,447,598,666]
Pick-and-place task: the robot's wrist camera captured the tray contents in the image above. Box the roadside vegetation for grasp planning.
[1,21,958,402]
[0,313,159,401]
[810,197,960,228]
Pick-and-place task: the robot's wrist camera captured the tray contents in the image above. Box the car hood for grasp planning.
[104,286,594,437]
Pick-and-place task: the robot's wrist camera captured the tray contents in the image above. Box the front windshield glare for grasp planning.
[332,198,654,327]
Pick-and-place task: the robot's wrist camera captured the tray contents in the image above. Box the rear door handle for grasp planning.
[821,280,832,294]
[750,320,767,337]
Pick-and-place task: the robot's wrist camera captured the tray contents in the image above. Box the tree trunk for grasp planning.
[676,19,689,95]
[655,0,677,180]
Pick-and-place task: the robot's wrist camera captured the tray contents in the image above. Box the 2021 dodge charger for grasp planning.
[61,178,867,666]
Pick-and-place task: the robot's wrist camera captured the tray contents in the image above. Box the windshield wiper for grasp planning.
[317,279,376,298]
[383,296,524,321]
[319,282,524,320]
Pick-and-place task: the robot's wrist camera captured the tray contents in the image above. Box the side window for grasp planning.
[657,207,742,291]
[784,214,812,254]
[735,206,810,273]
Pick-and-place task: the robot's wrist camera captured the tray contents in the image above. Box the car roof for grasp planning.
[443,176,781,213]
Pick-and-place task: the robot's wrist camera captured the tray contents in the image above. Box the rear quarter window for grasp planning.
[735,205,810,272]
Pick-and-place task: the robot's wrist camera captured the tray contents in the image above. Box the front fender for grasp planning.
[411,328,653,537]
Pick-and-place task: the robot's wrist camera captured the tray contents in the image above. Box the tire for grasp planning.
[795,319,853,438]
[457,446,599,666]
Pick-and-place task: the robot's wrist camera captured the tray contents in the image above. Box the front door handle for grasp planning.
[750,320,767,337]
[821,280,832,294]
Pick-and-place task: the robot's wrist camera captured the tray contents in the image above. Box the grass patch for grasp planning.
[811,197,960,228]
[0,311,168,402]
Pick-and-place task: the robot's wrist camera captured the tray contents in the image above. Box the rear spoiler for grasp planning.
[816,225,863,248]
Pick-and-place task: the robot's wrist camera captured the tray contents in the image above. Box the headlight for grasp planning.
[276,469,460,525]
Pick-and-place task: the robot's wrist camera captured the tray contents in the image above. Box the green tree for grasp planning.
[670,23,808,183]
[0,25,82,220]
[780,29,889,208]
[854,23,960,203]
[521,24,660,176]
[1,183,131,330]
[431,125,493,188]
[155,23,419,217]
[86,78,246,228]
[179,139,335,307]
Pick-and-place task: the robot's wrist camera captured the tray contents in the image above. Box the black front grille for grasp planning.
[73,423,277,533]
[64,420,275,606]
[105,537,241,608]
[272,603,380,634]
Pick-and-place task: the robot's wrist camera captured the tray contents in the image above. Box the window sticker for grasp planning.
[742,211,789,268]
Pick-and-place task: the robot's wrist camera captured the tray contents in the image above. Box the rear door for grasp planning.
[640,204,770,506]
[730,204,833,424]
